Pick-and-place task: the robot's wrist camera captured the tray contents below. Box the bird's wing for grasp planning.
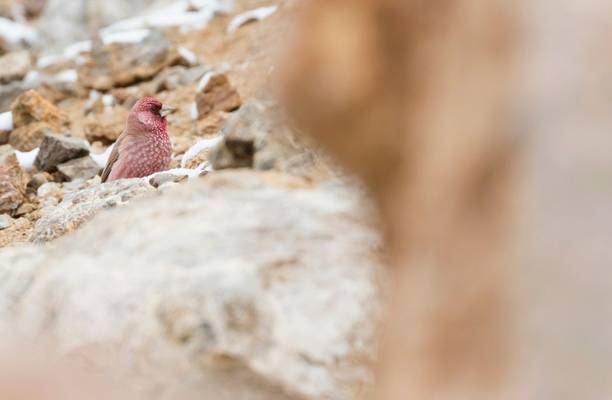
[100,134,125,183]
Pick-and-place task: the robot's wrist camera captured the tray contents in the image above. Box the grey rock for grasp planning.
[0,170,383,399]
[36,181,62,199]
[57,155,101,181]
[34,132,89,172]
[26,171,53,192]
[0,214,12,230]
[32,178,156,242]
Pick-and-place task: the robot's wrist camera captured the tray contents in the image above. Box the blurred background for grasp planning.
[0,0,611,399]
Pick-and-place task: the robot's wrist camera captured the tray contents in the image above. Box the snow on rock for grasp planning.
[0,112,13,132]
[227,5,278,34]
[181,136,224,168]
[0,17,38,46]
[15,148,39,170]
[36,40,92,69]
[101,0,234,38]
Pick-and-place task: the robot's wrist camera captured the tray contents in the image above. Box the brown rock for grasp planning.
[0,144,27,215]
[8,121,49,151]
[83,107,128,145]
[11,90,69,130]
[0,130,8,145]
[79,31,187,90]
[14,202,37,217]
[0,50,31,84]
[195,73,241,119]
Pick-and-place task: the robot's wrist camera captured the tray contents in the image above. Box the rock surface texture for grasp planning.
[0,171,383,400]
[0,145,27,215]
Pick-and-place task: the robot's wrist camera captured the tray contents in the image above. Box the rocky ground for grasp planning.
[0,1,385,399]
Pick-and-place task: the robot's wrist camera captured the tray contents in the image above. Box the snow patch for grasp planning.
[227,5,278,34]
[63,40,92,59]
[101,0,233,38]
[0,112,13,131]
[196,71,215,92]
[102,29,150,45]
[36,54,63,69]
[0,17,38,46]
[15,148,39,170]
[190,102,199,120]
[102,94,115,107]
[180,136,224,168]
[178,46,198,65]
[91,144,115,168]
[23,70,40,85]
[54,69,78,83]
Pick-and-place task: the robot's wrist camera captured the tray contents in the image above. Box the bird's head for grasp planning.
[127,96,175,135]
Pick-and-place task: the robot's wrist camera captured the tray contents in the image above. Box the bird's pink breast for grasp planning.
[109,133,171,181]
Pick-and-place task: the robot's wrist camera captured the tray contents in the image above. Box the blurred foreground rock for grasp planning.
[0,170,383,400]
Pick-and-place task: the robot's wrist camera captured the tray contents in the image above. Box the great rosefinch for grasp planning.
[101,97,174,182]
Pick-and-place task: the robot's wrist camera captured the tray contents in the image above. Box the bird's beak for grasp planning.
[160,105,176,118]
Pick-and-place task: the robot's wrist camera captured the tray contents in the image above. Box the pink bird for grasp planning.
[101,96,174,182]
